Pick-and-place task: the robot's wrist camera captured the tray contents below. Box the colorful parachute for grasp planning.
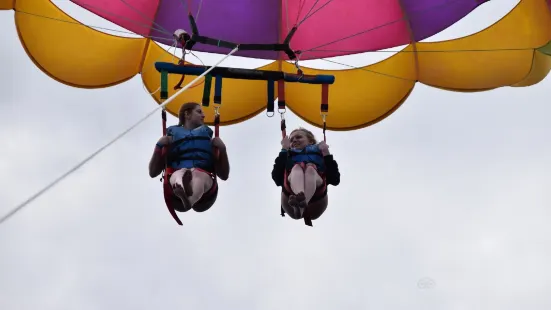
[2,0,551,130]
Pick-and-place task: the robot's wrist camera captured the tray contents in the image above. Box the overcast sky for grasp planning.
[2,1,551,309]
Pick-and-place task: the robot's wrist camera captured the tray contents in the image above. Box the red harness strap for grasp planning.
[160,110,183,225]
[161,166,183,225]
[160,110,220,225]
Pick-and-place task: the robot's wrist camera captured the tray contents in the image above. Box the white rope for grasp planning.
[0,46,239,227]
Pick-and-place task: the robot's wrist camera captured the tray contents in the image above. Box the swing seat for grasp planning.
[158,99,221,225]
[162,164,219,225]
[281,162,328,227]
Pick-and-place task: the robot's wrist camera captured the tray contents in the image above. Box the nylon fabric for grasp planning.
[4,0,551,131]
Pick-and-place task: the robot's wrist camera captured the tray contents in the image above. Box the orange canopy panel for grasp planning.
[416,0,551,91]
[14,0,147,88]
[4,0,551,130]
[0,0,13,10]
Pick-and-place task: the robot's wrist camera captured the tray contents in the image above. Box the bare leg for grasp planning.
[287,164,306,216]
[303,163,324,205]
[187,168,214,207]
[287,164,305,195]
[169,168,192,211]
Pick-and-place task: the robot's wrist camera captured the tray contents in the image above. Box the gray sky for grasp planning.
[2,1,551,309]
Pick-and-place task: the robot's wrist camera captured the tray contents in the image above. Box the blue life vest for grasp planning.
[166,124,214,172]
[288,144,325,173]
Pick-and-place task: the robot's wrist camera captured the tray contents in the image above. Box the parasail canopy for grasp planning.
[2,0,551,130]
[69,0,493,60]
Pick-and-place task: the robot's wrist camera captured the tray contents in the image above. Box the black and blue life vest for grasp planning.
[288,144,325,173]
[166,124,214,172]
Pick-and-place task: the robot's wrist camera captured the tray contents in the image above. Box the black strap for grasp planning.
[185,14,298,60]
[289,151,323,156]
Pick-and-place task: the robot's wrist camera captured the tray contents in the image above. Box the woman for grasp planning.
[149,102,230,212]
[271,127,340,222]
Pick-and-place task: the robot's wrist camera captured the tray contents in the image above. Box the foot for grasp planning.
[182,169,194,196]
[288,195,298,208]
[295,192,307,208]
[172,183,192,211]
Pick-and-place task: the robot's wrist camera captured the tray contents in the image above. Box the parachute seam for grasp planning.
[13,9,173,41]
[138,39,152,73]
[148,0,165,39]
[319,58,414,81]
[277,0,283,61]
[13,7,536,56]
[69,0,170,36]
[195,0,204,21]
[12,7,539,84]
[13,10,138,89]
[137,0,164,74]
[118,0,170,36]
[511,48,538,87]
[301,0,466,54]
[396,0,420,81]
[304,47,536,54]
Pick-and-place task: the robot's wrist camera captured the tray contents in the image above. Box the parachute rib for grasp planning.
[0,46,239,226]
[396,0,419,81]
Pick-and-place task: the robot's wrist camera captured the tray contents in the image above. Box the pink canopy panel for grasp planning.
[71,0,489,60]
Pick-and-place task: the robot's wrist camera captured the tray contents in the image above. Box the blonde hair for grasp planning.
[290,127,317,144]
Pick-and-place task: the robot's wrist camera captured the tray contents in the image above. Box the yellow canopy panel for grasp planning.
[14,0,147,88]
[415,0,551,91]
[0,0,13,10]
[511,49,551,87]
[516,39,551,87]
[280,48,417,130]
[5,0,551,130]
